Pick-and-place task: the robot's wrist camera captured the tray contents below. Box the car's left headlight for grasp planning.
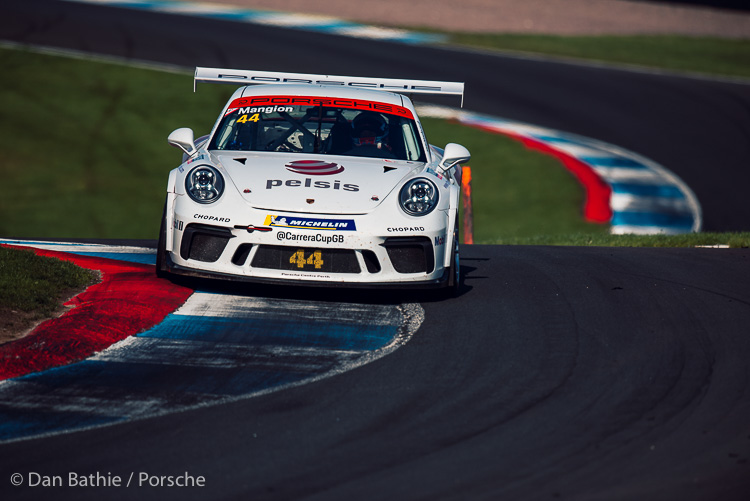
[399,178,439,216]
[186,165,224,204]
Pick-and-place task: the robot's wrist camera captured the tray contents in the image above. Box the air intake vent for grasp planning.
[383,237,434,274]
[180,224,233,263]
[232,243,253,266]
[362,250,381,273]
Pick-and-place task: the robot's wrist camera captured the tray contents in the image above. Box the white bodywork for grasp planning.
[159,68,469,288]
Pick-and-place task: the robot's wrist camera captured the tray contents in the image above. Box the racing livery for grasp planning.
[157,68,470,291]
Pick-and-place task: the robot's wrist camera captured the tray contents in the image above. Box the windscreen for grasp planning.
[208,95,426,162]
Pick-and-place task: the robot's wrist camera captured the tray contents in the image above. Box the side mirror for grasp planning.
[438,143,471,174]
[168,128,197,157]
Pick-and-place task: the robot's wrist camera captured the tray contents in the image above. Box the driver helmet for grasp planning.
[352,112,388,146]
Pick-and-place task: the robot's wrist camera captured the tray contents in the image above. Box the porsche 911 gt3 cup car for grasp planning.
[157,68,470,290]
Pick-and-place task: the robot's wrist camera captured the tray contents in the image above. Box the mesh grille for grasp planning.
[383,237,434,274]
[251,246,360,273]
[180,224,232,263]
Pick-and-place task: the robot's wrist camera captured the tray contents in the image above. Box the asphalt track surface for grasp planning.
[1,244,749,500]
[2,2,750,500]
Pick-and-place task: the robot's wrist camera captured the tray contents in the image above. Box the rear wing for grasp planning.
[194,67,464,107]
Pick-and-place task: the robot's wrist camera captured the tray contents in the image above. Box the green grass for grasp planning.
[0,47,233,239]
[433,33,750,79]
[492,232,750,247]
[0,246,98,336]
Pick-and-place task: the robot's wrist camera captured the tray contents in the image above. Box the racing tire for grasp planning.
[445,223,460,296]
[155,200,169,278]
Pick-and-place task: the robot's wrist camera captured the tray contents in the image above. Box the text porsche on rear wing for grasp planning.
[193,67,465,107]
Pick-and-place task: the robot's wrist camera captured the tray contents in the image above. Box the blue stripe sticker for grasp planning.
[610,183,685,198]
[611,211,695,228]
[580,157,647,169]
[69,252,156,265]
[14,360,311,397]
[142,314,397,351]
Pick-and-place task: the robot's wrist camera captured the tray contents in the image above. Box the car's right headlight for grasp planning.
[399,178,439,216]
[185,165,224,204]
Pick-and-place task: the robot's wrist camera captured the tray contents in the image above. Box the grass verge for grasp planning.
[0,246,98,342]
[436,33,750,79]
[0,46,233,239]
[493,232,750,247]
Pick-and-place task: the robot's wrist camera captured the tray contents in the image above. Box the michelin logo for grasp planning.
[264,215,356,231]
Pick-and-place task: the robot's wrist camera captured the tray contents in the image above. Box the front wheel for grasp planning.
[155,200,169,278]
[446,224,460,296]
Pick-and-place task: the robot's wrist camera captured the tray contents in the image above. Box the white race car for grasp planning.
[157,68,470,291]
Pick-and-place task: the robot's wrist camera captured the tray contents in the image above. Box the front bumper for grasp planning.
[163,253,451,289]
[165,205,453,288]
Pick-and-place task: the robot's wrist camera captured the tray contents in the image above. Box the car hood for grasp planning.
[213,152,423,213]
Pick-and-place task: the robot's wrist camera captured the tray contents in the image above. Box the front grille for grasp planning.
[180,224,233,263]
[383,237,434,274]
[251,245,360,273]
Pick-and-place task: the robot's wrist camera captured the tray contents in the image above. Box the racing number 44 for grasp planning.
[290,249,324,269]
